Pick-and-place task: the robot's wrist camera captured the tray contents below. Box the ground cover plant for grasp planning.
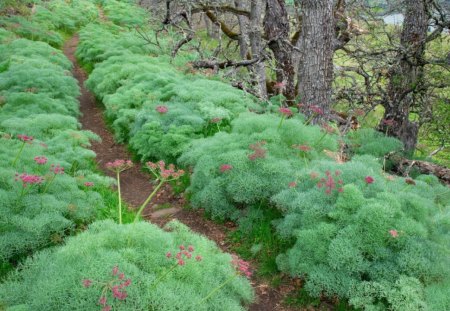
[0,35,112,264]
[179,112,338,220]
[273,156,450,310]
[81,33,258,162]
[0,220,254,311]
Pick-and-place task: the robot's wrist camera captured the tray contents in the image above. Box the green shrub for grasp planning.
[101,0,148,27]
[0,37,111,263]
[33,0,98,32]
[0,220,254,310]
[0,16,63,47]
[273,155,450,310]
[85,52,257,161]
[346,128,403,158]
[179,112,338,219]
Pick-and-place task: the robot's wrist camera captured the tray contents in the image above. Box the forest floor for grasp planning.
[63,34,301,311]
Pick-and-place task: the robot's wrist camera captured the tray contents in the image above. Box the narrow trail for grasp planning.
[63,34,297,311]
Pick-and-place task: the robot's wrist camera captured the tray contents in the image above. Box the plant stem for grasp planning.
[117,171,122,225]
[42,175,55,194]
[12,142,26,167]
[149,264,177,290]
[134,180,165,223]
[197,273,237,305]
[277,116,285,130]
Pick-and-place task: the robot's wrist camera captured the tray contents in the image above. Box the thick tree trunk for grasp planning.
[234,0,250,60]
[297,0,335,122]
[380,0,429,152]
[263,0,296,103]
[249,0,267,99]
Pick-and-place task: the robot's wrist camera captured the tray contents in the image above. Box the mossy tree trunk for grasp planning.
[297,0,335,122]
[380,0,430,152]
[263,0,296,103]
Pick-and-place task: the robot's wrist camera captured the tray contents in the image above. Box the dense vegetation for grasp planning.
[0,0,449,310]
[0,1,254,310]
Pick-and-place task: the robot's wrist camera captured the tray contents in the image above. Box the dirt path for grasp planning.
[63,34,298,311]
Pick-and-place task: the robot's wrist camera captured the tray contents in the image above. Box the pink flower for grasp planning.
[15,173,44,187]
[166,252,172,258]
[82,279,92,288]
[176,252,182,260]
[84,181,94,187]
[210,117,222,124]
[231,255,252,278]
[106,160,133,173]
[118,273,124,280]
[112,266,119,276]
[382,119,396,126]
[121,279,131,287]
[389,229,399,238]
[310,105,324,115]
[338,187,344,193]
[292,144,311,152]
[50,164,64,175]
[365,176,374,184]
[220,164,233,173]
[99,296,107,306]
[146,161,184,180]
[156,105,168,114]
[179,245,185,251]
[34,156,48,165]
[112,285,127,300]
[279,107,293,117]
[178,259,185,266]
[188,245,194,252]
[248,141,267,161]
[195,255,202,262]
[288,181,297,188]
[102,306,112,311]
[17,134,33,143]
[274,81,285,89]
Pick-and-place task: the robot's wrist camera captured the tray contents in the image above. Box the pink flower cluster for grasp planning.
[166,244,202,266]
[292,144,312,152]
[105,160,133,173]
[389,229,399,238]
[310,105,324,115]
[279,107,293,117]
[15,173,44,187]
[50,164,64,175]
[248,141,267,161]
[17,134,33,143]
[316,170,344,195]
[220,164,233,173]
[34,156,48,165]
[210,117,222,124]
[146,161,184,180]
[156,105,168,114]
[365,176,374,184]
[84,182,95,187]
[231,255,252,278]
[82,266,132,311]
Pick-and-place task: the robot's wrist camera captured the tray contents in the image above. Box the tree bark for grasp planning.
[380,0,430,152]
[297,0,335,122]
[263,0,296,102]
[234,0,250,60]
[249,0,267,99]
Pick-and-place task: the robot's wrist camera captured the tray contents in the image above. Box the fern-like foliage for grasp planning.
[179,112,338,219]
[273,155,450,310]
[346,128,403,157]
[0,220,254,310]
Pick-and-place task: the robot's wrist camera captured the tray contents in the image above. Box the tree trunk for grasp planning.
[297,0,335,122]
[263,0,296,103]
[249,0,267,99]
[234,0,249,60]
[380,0,429,152]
